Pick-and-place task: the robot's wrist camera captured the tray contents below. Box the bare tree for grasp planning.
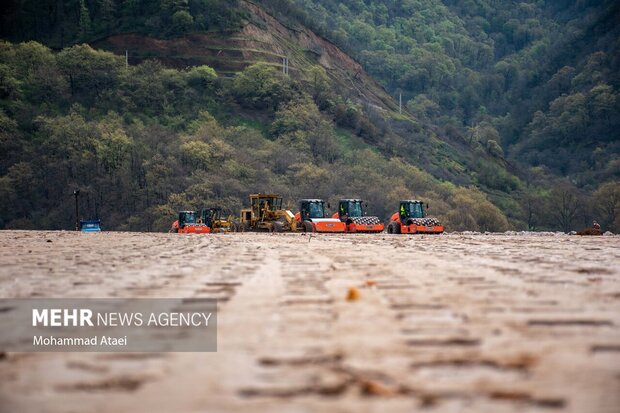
[520,191,545,230]
[548,183,581,232]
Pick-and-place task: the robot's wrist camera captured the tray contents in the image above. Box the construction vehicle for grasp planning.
[295,199,346,233]
[237,194,297,232]
[79,219,101,232]
[170,208,236,233]
[387,200,444,234]
[332,199,384,233]
[200,208,235,233]
[170,211,211,233]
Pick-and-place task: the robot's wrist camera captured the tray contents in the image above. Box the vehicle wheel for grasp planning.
[393,222,401,234]
[303,221,315,232]
[273,221,284,233]
[242,222,250,232]
[388,222,400,234]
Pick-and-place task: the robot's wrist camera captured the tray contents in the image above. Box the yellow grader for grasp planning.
[236,194,297,232]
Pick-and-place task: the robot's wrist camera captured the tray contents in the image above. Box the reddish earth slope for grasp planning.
[93,0,398,112]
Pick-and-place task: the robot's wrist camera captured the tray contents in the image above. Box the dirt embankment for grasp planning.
[92,1,397,112]
[0,231,618,413]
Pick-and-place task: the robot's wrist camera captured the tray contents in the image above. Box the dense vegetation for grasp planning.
[0,0,618,232]
[0,0,245,44]
[261,0,620,230]
[0,41,517,231]
[268,0,620,183]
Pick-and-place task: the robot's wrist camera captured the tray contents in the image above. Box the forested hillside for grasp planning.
[274,0,620,183]
[0,41,512,232]
[262,0,620,231]
[0,0,618,232]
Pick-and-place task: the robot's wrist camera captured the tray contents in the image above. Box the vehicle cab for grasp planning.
[333,199,384,233]
[172,211,211,233]
[295,199,346,233]
[388,200,444,234]
[79,219,101,232]
[398,200,426,223]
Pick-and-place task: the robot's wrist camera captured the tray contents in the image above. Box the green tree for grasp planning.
[304,65,329,103]
[592,181,620,232]
[94,117,133,172]
[172,10,194,34]
[14,42,67,103]
[486,140,504,158]
[95,0,117,32]
[407,94,440,121]
[232,63,294,111]
[446,187,511,232]
[271,101,339,161]
[56,44,124,100]
[588,83,616,122]
[187,65,217,90]
[79,0,93,40]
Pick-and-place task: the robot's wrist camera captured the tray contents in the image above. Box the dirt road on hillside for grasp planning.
[0,231,618,413]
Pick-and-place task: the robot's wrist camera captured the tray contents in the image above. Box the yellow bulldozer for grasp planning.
[237,194,297,232]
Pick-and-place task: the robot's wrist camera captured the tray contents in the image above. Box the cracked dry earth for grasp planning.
[0,230,619,413]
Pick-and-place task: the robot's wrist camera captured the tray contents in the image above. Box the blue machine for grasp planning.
[79,219,102,232]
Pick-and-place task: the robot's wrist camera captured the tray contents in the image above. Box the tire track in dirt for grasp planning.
[0,232,618,413]
[0,234,272,413]
[374,235,618,412]
[235,236,418,412]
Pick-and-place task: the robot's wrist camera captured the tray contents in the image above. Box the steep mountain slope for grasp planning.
[89,0,515,190]
[277,0,620,186]
[94,1,397,112]
[1,0,616,232]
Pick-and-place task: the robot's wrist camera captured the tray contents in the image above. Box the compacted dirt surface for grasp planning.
[0,230,619,413]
